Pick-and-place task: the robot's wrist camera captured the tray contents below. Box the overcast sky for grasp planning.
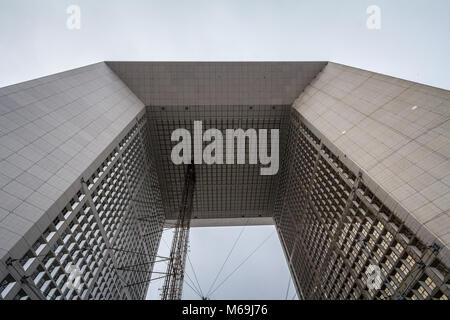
[1,0,450,89]
[147,225,297,300]
[0,0,449,300]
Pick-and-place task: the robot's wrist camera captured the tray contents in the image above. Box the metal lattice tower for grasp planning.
[161,164,196,300]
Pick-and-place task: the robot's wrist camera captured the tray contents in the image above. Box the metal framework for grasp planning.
[161,164,196,299]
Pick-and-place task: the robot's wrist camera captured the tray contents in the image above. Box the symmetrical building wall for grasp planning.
[0,62,165,300]
[275,109,449,300]
[0,115,164,300]
[274,62,450,300]
[0,62,146,262]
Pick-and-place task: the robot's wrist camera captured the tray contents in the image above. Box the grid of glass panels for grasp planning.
[146,105,290,220]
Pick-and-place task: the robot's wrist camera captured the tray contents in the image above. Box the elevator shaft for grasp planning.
[161,164,196,300]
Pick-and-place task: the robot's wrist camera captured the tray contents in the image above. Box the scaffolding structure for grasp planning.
[161,164,196,300]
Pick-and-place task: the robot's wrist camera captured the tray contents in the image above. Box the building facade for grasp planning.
[0,62,448,300]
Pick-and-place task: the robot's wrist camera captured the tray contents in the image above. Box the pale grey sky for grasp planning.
[0,0,449,89]
[0,0,449,300]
